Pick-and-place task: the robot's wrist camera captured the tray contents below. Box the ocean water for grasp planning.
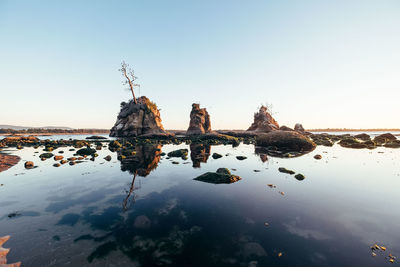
[0,140,399,266]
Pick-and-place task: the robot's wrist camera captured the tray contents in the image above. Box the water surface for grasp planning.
[0,141,399,266]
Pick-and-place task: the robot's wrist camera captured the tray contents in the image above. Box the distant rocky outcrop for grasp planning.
[186,104,211,135]
[247,106,279,132]
[294,123,305,132]
[110,96,166,137]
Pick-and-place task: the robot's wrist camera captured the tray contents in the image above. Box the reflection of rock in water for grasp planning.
[190,144,211,168]
[254,147,269,162]
[118,144,162,177]
[254,145,310,159]
[0,235,21,267]
[118,144,162,210]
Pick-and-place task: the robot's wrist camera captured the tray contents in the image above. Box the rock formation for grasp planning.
[186,104,211,135]
[255,131,316,155]
[110,96,166,137]
[247,106,279,132]
[294,123,305,132]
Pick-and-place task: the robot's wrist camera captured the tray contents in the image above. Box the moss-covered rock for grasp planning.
[39,153,54,159]
[167,149,188,159]
[76,147,96,156]
[194,168,241,184]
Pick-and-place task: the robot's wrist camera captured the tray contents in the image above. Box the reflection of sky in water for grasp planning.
[0,141,399,266]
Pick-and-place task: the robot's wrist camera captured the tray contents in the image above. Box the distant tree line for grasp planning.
[0,128,109,134]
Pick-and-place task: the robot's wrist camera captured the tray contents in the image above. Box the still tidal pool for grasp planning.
[0,141,399,266]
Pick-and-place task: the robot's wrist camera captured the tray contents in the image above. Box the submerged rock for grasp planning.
[247,106,279,132]
[110,96,166,137]
[194,168,241,184]
[256,131,316,153]
[186,103,211,135]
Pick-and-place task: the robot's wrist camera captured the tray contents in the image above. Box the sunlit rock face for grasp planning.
[186,104,211,135]
[110,96,166,137]
[247,106,279,133]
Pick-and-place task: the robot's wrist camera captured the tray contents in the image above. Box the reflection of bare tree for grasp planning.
[123,171,137,211]
[117,144,162,211]
[190,144,211,168]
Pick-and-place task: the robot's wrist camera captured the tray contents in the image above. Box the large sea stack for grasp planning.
[110,96,166,137]
[186,104,211,135]
[247,106,279,132]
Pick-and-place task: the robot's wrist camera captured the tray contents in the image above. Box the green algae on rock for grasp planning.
[194,168,241,184]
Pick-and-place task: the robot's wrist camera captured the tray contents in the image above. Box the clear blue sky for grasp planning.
[1,0,399,129]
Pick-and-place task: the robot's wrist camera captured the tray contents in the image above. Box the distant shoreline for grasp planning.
[306,129,400,132]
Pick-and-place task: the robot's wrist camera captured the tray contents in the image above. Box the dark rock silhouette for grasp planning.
[110,96,166,137]
[247,106,279,132]
[190,144,211,168]
[294,123,305,132]
[186,104,211,135]
[256,131,316,154]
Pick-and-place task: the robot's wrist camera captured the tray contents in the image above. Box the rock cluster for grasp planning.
[186,104,211,135]
[110,96,166,137]
[247,106,279,132]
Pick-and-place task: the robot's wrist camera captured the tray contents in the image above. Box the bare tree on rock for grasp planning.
[119,61,139,104]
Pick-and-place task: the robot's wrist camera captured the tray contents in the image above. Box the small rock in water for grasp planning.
[254,170,261,172]
[236,156,247,160]
[294,173,305,180]
[314,154,322,160]
[69,161,76,166]
[172,161,179,164]
[279,191,285,195]
[267,184,276,188]
[264,222,269,227]
[212,153,223,159]
[24,161,34,169]
[278,252,283,257]
[7,212,21,218]
[371,252,377,257]
[54,155,63,161]
[60,160,68,164]
[53,163,61,167]
[104,155,112,161]
[278,167,295,175]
